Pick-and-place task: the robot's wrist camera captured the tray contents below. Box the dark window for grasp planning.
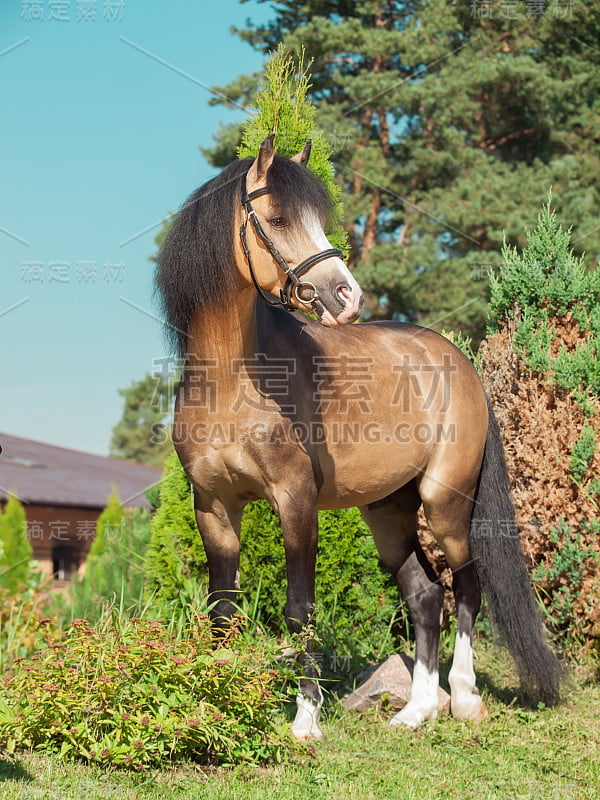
[52,546,78,581]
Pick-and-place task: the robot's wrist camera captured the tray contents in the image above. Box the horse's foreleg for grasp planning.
[194,492,242,634]
[280,502,322,741]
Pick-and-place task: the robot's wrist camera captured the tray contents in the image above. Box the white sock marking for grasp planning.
[291,689,324,741]
[449,631,484,720]
[390,660,439,728]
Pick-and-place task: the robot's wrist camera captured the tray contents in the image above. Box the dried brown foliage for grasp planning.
[479,319,600,644]
[418,316,600,645]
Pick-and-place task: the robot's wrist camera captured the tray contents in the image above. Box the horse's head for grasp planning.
[239,135,364,326]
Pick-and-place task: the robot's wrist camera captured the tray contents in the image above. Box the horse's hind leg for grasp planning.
[420,479,487,722]
[393,545,445,727]
[361,485,444,728]
[449,562,487,721]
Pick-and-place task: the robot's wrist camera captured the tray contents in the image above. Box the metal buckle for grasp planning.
[294,281,320,304]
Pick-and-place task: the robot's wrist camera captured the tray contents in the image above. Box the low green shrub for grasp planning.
[0,587,53,672]
[0,613,295,769]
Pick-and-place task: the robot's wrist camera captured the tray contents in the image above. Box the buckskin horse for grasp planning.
[155,135,561,740]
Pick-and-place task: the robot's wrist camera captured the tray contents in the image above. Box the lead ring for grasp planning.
[294,282,320,304]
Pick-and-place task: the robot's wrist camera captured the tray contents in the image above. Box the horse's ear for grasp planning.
[291,140,312,167]
[247,134,276,186]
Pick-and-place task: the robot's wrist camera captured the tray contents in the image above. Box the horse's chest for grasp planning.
[186,442,260,493]
[183,434,307,504]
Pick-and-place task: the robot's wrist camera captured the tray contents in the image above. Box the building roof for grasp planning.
[0,433,162,510]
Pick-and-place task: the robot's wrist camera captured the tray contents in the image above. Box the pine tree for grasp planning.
[109,373,173,467]
[204,1,600,340]
[0,494,33,594]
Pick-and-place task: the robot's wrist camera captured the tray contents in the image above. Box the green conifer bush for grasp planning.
[69,493,152,623]
[0,494,34,595]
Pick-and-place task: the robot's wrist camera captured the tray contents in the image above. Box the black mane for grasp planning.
[155,155,333,358]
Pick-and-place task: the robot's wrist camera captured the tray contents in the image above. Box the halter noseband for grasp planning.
[240,175,344,315]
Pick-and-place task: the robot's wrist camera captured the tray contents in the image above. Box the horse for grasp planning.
[155,135,561,740]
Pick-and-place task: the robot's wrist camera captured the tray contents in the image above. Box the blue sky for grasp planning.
[0,0,272,455]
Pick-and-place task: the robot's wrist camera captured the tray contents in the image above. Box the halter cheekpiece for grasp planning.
[240,174,343,316]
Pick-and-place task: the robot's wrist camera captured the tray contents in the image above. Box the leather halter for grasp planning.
[240,175,344,315]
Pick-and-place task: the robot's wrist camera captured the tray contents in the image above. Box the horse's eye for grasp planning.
[269,216,287,228]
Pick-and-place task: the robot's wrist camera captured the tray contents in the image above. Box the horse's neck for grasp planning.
[187,288,259,391]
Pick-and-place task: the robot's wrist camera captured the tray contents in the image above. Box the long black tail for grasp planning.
[470,399,562,706]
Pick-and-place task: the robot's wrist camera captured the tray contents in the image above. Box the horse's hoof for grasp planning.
[451,696,488,723]
[469,701,488,723]
[293,728,324,742]
[389,704,438,729]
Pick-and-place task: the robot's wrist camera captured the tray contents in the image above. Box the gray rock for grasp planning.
[342,653,451,715]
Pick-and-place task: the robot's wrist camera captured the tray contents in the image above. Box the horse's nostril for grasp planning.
[336,284,352,306]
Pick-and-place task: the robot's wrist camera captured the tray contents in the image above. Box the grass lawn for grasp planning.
[1,641,598,800]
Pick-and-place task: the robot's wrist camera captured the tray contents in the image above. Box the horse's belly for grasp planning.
[315,440,427,510]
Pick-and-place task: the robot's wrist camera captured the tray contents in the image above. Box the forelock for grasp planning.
[266,156,332,224]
